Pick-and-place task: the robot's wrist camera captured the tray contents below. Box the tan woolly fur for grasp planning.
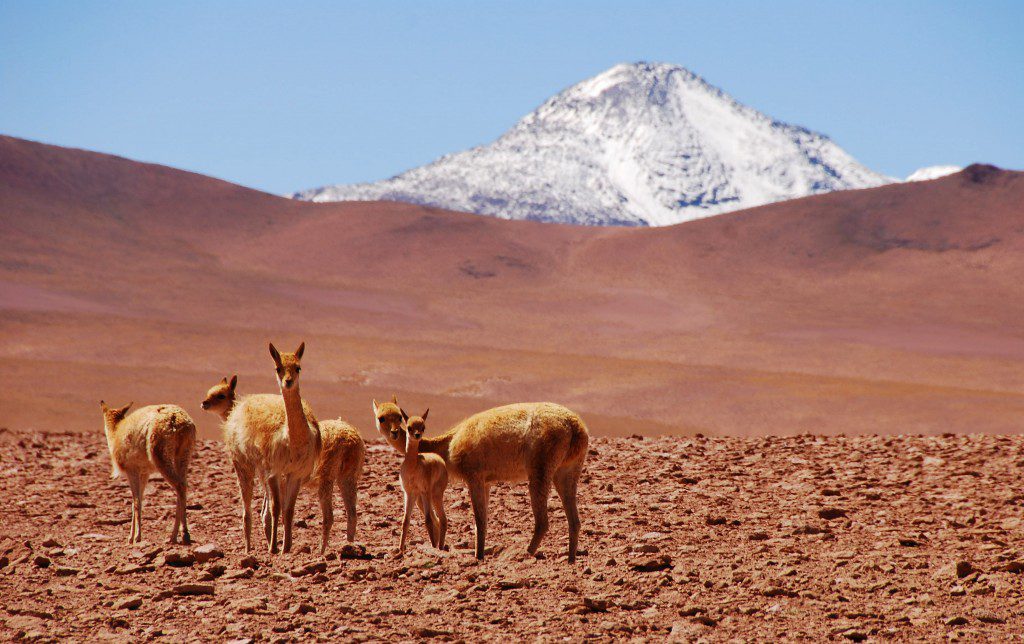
[99,400,196,544]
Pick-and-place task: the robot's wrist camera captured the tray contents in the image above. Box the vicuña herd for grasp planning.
[101,342,589,562]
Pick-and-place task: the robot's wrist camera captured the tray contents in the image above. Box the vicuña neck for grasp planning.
[103,421,119,452]
[417,429,455,462]
[405,437,421,464]
[281,386,309,445]
[218,399,235,422]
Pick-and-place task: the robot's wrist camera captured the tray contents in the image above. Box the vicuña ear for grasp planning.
[399,407,409,421]
[220,376,228,385]
[269,343,282,367]
[391,393,399,404]
[229,375,238,391]
[100,400,108,411]
[371,399,379,415]
[295,342,305,359]
[421,408,429,421]
[116,402,133,417]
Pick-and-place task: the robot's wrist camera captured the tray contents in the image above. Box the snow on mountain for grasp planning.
[905,165,962,182]
[294,62,892,226]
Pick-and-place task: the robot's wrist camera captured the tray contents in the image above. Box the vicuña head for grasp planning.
[201,375,237,418]
[372,394,407,452]
[403,408,429,442]
[100,400,133,432]
[269,342,304,391]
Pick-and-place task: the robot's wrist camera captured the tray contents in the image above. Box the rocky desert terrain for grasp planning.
[3,428,1023,641]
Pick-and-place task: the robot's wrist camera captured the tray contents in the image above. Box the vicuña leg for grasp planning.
[169,478,190,545]
[527,468,554,556]
[318,476,335,555]
[432,485,447,551]
[399,491,415,553]
[281,476,302,553]
[339,476,358,542]
[419,494,438,547]
[554,463,583,563]
[468,480,490,559]
[127,472,143,544]
[233,461,255,552]
[267,476,282,554]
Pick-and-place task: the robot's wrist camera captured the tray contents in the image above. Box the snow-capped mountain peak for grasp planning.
[905,165,962,182]
[294,62,892,226]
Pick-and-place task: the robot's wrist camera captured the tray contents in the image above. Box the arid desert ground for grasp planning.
[3,429,1024,641]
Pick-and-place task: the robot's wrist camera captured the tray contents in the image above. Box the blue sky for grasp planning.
[1,1,1021,194]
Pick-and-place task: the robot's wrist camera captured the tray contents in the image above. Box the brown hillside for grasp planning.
[1,135,1021,437]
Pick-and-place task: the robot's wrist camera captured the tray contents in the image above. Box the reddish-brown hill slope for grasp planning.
[1,135,1021,437]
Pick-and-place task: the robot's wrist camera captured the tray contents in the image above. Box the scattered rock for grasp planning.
[956,561,976,578]
[207,564,227,577]
[630,555,672,572]
[416,627,452,638]
[944,616,968,627]
[224,568,255,580]
[157,552,196,567]
[32,555,50,568]
[239,556,259,570]
[582,597,609,612]
[818,507,847,520]
[172,583,215,596]
[192,544,224,564]
[975,611,1005,624]
[291,562,327,578]
[338,544,372,560]
[496,578,529,590]
[794,524,829,535]
[290,602,316,615]
[40,537,61,548]
[115,596,143,610]
[233,598,266,615]
[9,608,54,620]
[997,561,1024,573]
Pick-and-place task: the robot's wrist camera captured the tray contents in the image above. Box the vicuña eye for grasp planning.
[296,367,301,373]
[216,394,224,400]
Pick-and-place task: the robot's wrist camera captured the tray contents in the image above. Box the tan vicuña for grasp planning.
[222,342,322,553]
[204,375,364,554]
[100,400,196,545]
[376,399,588,562]
[392,408,448,553]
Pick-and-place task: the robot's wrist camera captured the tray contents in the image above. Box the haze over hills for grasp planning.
[2,135,1023,438]
[295,62,892,226]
